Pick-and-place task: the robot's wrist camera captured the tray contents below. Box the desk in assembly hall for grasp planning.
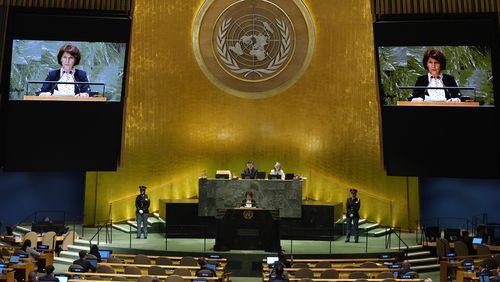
[198,178,303,218]
[0,269,15,282]
[0,235,65,245]
[11,262,35,282]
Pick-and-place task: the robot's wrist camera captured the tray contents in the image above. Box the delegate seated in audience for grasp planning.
[397,260,416,278]
[269,262,289,282]
[28,271,39,282]
[195,257,216,277]
[39,265,59,282]
[459,230,475,255]
[73,250,96,272]
[21,239,41,261]
[89,244,102,262]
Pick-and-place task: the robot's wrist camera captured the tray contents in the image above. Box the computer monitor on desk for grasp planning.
[268,174,281,180]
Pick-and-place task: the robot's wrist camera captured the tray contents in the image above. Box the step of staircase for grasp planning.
[407,250,431,258]
[112,223,134,233]
[408,257,438,266]
[359,223,379,232]
[412,263,440,272]
[368,227,392,237]
[15,225,31,234]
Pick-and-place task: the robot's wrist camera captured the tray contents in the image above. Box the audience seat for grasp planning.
[124,266,142,275]
[165,275,184,282]
[320,269,339,279]
[134,254,151,265]
[294,268,314,279]
[96,264,116,274]
[107,257,123,263]
[173,268,192,276]
[360,261,378,268]
[179,256,197,266]
[156,256,173,265]
[376,271,394,278]
[315,261,331,268]
[147,266,165,276]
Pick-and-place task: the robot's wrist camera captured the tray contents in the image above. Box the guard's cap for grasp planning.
[139,185,147,190]
[349,188,358,193]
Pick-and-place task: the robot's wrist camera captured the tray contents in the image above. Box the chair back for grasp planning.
[454,241,469,256]
[68,264,84,272]
[197,269,215,277]
[134,254,151,265]
[111,276,128,281]
[165,275,185,282]
[137,276,154,282]
[320,269,339,279]
[405,271,419,278]
[107,257,123,263]
[436,238,450,257]
[292,262,309,268]
[315,261,331,268]
[148,266,166,276]
[86,254,98,260]
[179,256,198,266]
[294,268,314,278]
[156,256,173,265]
[124,266,142,275]
[360,261,378,268]
[173,268,192,276]
[376,271,394,279]
[96,264,116,274]
[23,232,38,248]
[349,272,369,279]
[41,231,56,250]
[477,244,491,255]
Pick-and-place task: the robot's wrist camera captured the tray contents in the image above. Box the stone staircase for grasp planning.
[392,245,440,273]
[54,238,107,267]
[112,212,164,234]
[336,217,392,237]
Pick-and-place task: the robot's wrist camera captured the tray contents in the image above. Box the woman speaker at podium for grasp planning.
[240,191,257,208]
[410,47,461,102]
[38,44,91,97]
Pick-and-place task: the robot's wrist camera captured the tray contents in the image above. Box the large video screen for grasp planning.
[0,8,131,171]
[378,45,494,106]
[373,15,500,177]
[9,40,127,102]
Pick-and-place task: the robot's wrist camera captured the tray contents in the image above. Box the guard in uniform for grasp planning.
[135,185,150,239]
[345,188,360,243]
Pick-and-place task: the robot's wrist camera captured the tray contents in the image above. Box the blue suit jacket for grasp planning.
[39,69,91,95]
[410,74,461,100]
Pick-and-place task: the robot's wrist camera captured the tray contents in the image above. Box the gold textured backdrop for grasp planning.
[84,0,420,229]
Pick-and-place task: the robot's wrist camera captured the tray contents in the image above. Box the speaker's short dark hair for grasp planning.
[57,44,81,66]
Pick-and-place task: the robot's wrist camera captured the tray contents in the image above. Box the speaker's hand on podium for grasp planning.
[75,92,89,97]
[39,92,52,97]
[447,98,460,102]
[411,97,424,102]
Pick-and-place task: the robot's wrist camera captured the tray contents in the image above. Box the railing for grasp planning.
[89,219,113,246]
[416,213,488,244]
[383,226,409,258]
[9,210,84,236]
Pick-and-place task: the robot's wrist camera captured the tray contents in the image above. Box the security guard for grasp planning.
[345,188,360,243]
[135,185,150,239]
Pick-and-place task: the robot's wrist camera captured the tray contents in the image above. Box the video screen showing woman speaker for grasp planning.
[377,45,494,106]
[9,39,127,102]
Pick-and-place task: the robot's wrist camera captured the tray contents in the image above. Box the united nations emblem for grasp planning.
[242,210,254,220]
[193,0,315,99]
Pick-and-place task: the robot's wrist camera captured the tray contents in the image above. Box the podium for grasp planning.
[214,208,280,252]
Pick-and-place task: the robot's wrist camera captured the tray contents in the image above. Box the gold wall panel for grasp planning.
[85,0,420,229]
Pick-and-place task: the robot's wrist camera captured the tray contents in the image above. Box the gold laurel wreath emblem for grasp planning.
[242,210,254,219]
[216,17,291,78]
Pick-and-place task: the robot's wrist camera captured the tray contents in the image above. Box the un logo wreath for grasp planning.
[216,17,291,78]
